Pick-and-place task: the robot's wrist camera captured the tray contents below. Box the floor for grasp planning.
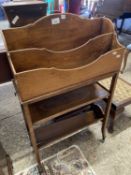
[0,32,131,174]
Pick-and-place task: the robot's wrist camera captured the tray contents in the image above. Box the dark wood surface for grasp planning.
[2,1,48,27]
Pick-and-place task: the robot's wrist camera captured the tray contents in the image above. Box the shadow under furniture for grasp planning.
[2,14,126,173]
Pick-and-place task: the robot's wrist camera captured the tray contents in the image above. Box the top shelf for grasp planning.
[29,83,109,126]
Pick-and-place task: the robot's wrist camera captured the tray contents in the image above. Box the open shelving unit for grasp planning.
[2,14,125,173]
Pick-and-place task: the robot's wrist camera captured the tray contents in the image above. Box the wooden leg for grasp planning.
[22,105,45,173]
[6,154,13,175]
[101,73,119,141]
[121,49,129,73]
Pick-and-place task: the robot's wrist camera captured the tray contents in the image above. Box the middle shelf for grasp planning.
[28,83,109,126]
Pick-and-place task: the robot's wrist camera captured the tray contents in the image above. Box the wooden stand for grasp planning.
[2,14,126,173]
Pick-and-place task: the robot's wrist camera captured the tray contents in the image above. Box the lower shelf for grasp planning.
[35,106,103,147]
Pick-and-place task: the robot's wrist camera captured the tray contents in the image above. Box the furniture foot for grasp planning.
[38,163,47,175]
[108,119,114,133]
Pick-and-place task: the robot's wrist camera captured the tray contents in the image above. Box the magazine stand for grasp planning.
[2,14,126,173]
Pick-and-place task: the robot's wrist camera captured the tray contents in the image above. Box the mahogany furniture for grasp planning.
[2,14,126,173]
[2,1,48,27]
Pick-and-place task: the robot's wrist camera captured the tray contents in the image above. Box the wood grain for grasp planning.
[2,14,114,51]
[10,33,115,73]
[15,48,125,102]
